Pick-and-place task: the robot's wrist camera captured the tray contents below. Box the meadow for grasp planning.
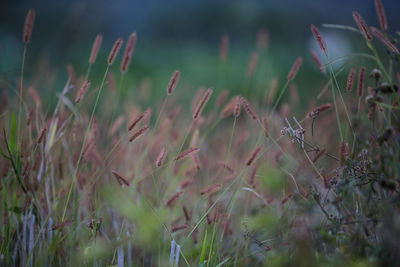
[1,0,400,266]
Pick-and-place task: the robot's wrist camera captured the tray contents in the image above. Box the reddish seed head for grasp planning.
[171,224,188,233]
[129,125,149,142]
[374,0,388,31]
[310,24,327,54]
[175,147,199,161]
[89,34,103,65]
[220,34,229,62]
[121,32,137,73]
[111,170,130,186]
[370,27,399,54]
[287,57,303,81]
[75,80,90,103]
[220,96,236,118]
[180,179,194,189]
[23,9,35,44]
[352,12,373,41]
[107,38,123,66]
[156,147,167,168]
[346,68,355,91]
[193,88,213,120]
[200,184,221,195]
[166,191,183,207]
[246,145,263,166]
[233,95,241,117]
[247,52,259,78]
[128,110,146,131]
[167,70,180,95]
[307,103,333,118]
[358,67,366,97]
[310,51,325,73]
[241,97,259,122]
[218,161,235,174]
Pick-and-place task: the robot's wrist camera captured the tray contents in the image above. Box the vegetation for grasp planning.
[1,0,400,266]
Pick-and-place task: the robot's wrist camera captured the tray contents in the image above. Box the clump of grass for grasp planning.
[1,1,400,266]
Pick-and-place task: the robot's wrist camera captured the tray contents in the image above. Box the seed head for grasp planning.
[108,38,123,66]
[89,34,102,65]
[374,0,388,31]
[175,147,199,161]
[167,70,180,95]
[370,27,399,53]
[346,68,355,91]
[129,125,149,142]
[352,12,373,41]
[121,32,137,73]
[310,24,327,54]
[193,88,213,120]
[310,51,325,73]
[75,80,90,103]
[23,9,35,44]
[287,57,303,81]
[358,67,366,97]
[246,145,263,166]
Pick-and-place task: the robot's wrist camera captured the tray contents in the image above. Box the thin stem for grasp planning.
[61,65,110,221]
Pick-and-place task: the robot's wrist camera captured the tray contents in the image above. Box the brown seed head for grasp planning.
[246,145,263,166]
[121,32,137,73]
[352,12,373,41]
[128,110,146,131]
[107,38,123,65]
[167,70,180,95]
[23,9,35,44]
[175,147,199,161]
[247,51,259,77]
[241,97,259,122]
[374,0,388,31]
[200,184,221,195]
[89,34,102,65]
[287,57,303,81]
[307,103,333,118]
[129,125,149,142]
[310,24,327,54]
[193,88,213,120]
[166,191,183,207]
[156,147,167,167]
[310,51,325,73]
[75,80,90,103]
[370,27,399,53]
[233,95,241,117]
[346,68,355,91]
[111,170,130,186]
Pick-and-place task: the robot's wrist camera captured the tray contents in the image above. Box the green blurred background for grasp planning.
[1,0,399,110]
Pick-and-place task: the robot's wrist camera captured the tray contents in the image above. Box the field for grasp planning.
[1,0,400,266]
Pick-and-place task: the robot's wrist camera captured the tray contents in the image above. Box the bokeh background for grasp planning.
[1,0,400,109]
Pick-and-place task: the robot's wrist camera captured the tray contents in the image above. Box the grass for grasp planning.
[1,1,400,266]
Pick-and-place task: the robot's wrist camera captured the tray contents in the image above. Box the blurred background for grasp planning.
[1,0,400,110]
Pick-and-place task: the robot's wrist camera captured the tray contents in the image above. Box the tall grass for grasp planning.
[1,1,400,266]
